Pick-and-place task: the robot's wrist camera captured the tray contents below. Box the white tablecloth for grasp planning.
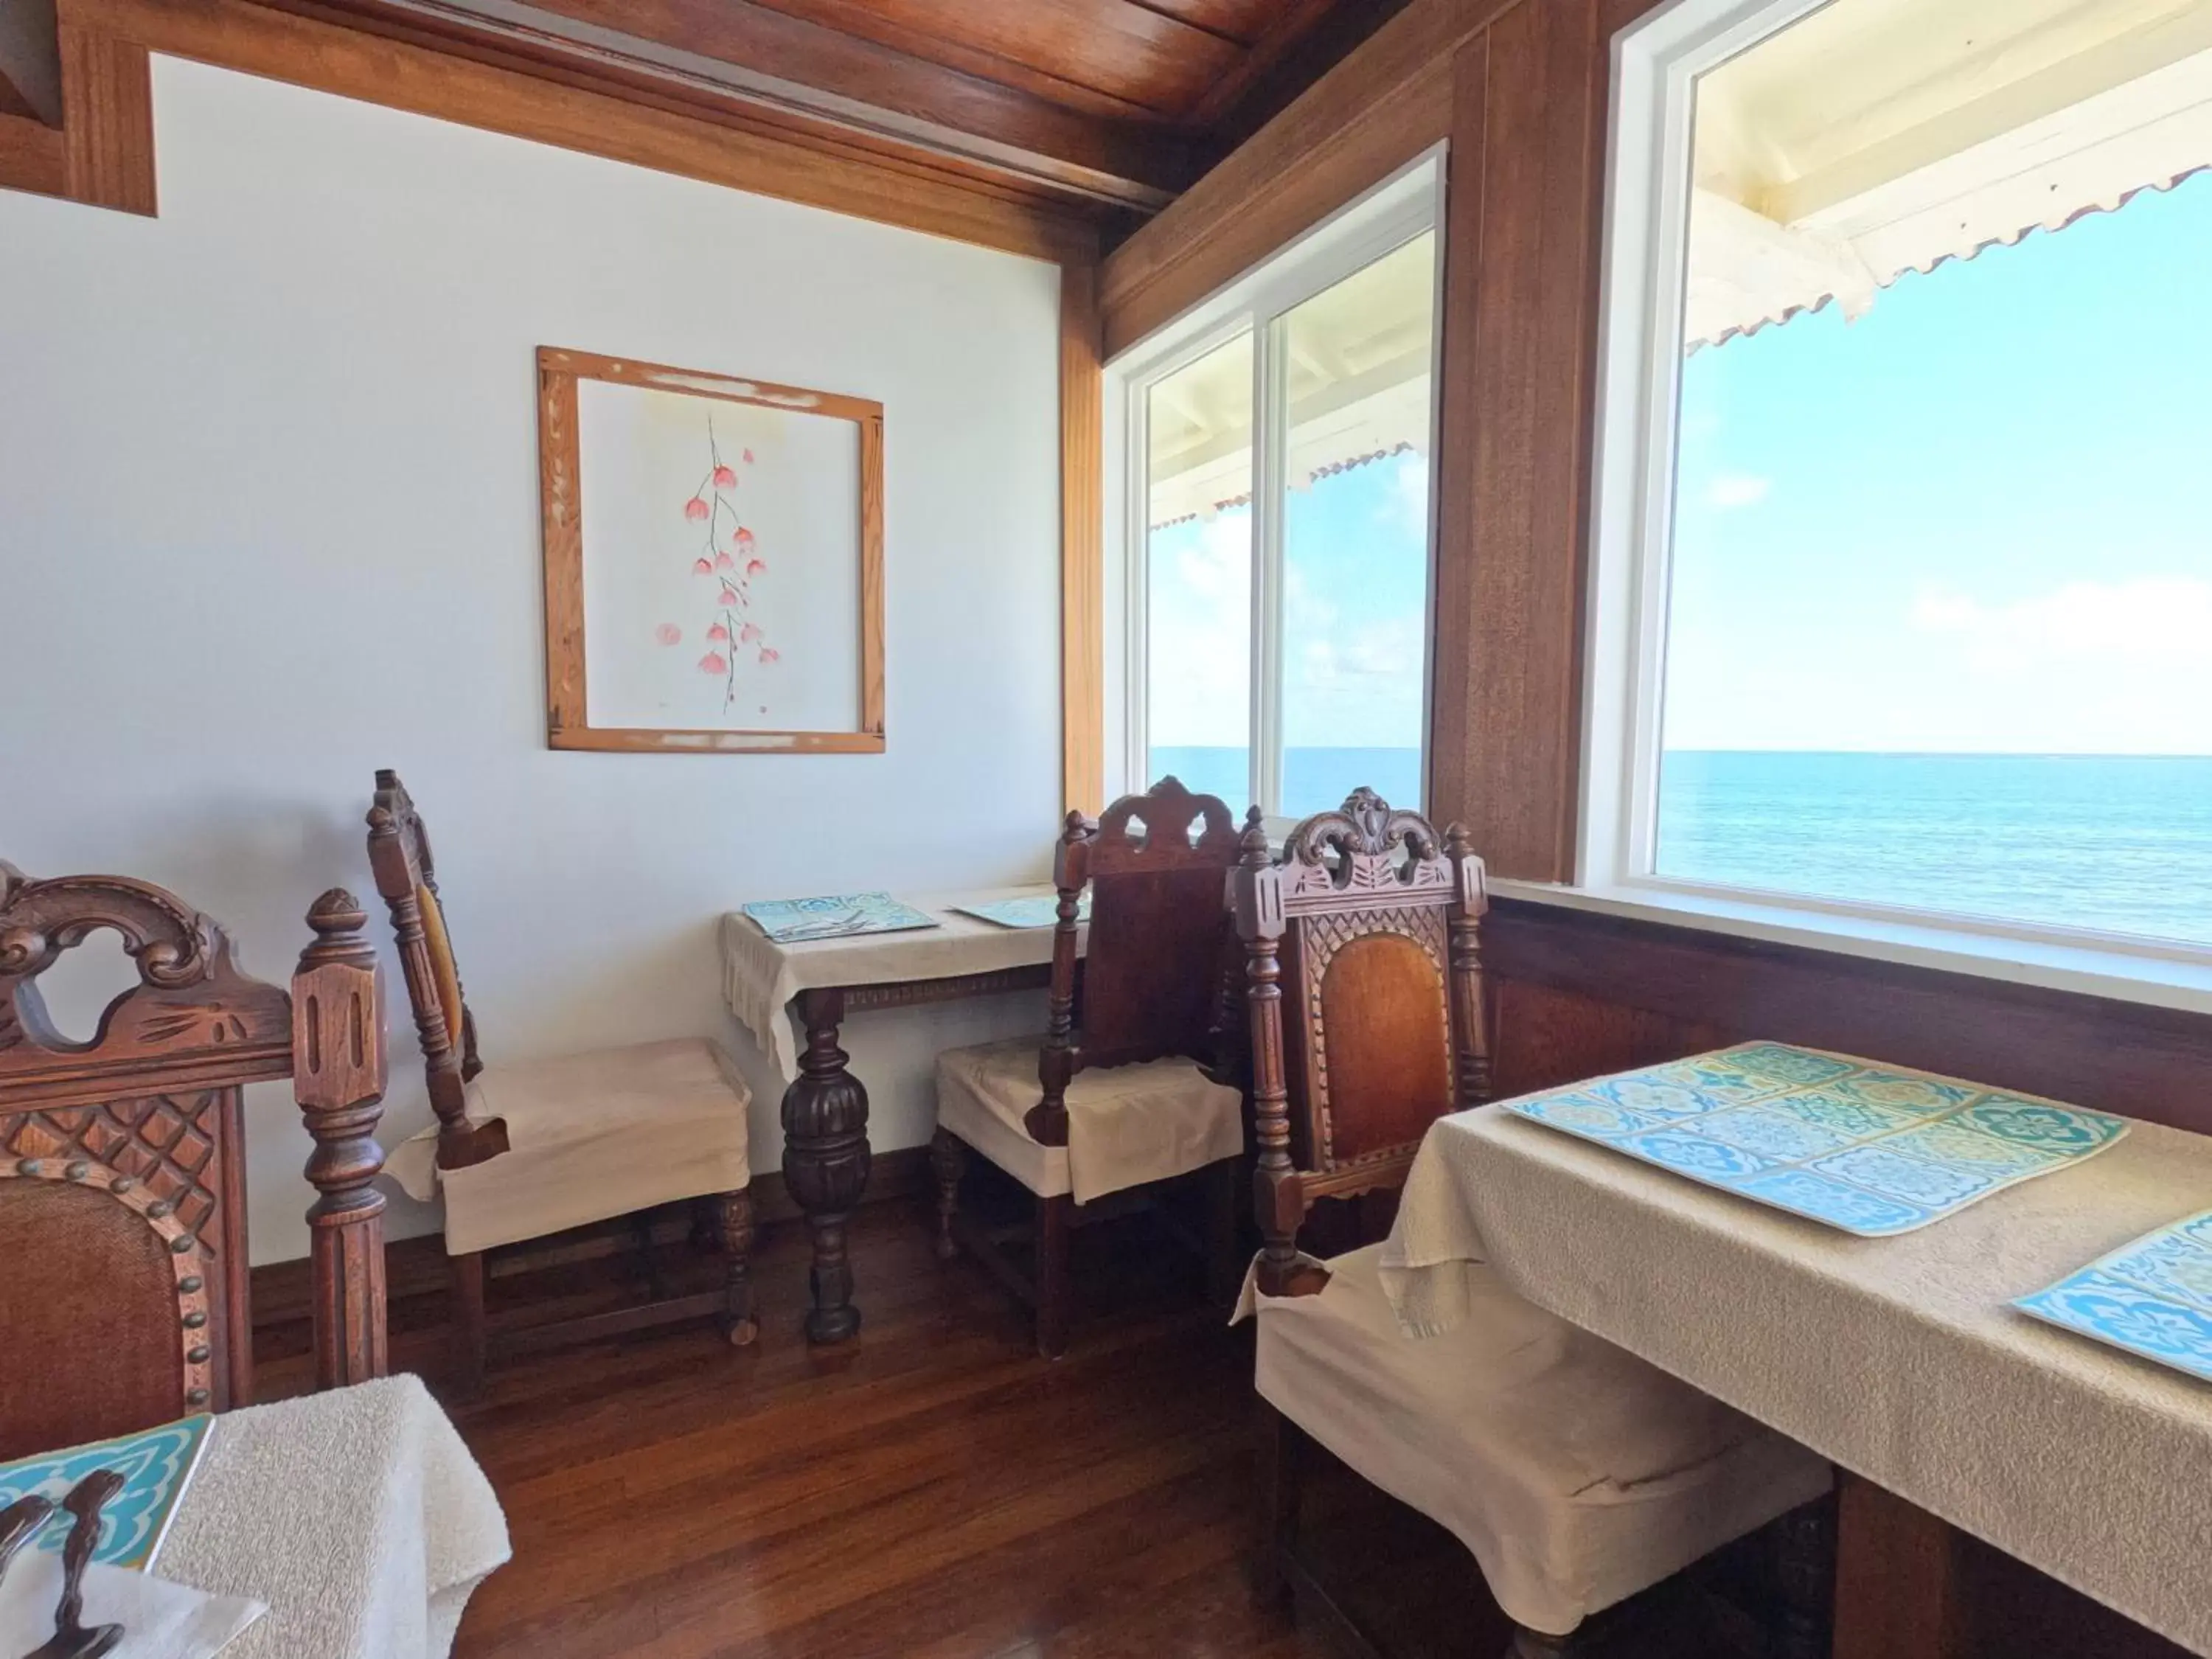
[1378,1100,2212,1656]
[721,886,1079,1082]
[156,1376,509,1659]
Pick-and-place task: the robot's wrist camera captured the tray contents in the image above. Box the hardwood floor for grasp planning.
[251,1194,1770,1659]
[257,1197,1326,1658]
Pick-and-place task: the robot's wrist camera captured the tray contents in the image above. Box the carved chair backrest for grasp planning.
[365,770,499,1170]
[1234,790,1489,1291]
[1029,779,1242,1145]
[0,866,389,1458]
[1063,777,1242,1068]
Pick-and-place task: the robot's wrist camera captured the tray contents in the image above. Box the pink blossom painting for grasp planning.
[550,346,882,753]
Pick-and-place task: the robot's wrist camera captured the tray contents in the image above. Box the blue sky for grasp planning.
[1148,171,2212,762]
[1147,453,1429,752]
[1667,170,2212,756]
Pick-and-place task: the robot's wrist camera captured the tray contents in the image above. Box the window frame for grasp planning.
[1570,0,2212,1009]
[1107,151,1448,835]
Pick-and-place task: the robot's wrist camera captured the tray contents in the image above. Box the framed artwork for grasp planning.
[538,347,886,754]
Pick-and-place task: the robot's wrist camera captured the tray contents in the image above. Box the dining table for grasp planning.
[82,1375,510,1658]
[720,883,1082,1342]
[1377,1053,2212,1658]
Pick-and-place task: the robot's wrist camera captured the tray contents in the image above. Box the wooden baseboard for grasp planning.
[250,1141,933,1329]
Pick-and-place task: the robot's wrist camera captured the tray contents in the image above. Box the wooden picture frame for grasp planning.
[537,346,886,754]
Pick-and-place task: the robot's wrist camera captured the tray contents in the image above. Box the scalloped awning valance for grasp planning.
[1687,0,2212,350]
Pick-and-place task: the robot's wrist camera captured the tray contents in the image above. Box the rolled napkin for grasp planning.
[0,1554,265,1658]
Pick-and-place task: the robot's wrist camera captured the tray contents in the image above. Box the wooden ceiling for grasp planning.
[268,0,1410,216]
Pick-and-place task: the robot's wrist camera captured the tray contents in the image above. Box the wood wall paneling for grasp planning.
[1427,25,1486,865]
[1425,0,1600,883]
[0,108,65,196]
[1060,256,1107,815]
[1097,0,1487,358]
[1486,898,2212,1136]
[56,16,153,214]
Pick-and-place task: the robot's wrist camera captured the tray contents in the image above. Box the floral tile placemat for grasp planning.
[952,892,1091,930]
[2017,1209,2212,1382]
[1505,1041,2127,1237]
[0,1413,212,1569]
[740,891,939,944]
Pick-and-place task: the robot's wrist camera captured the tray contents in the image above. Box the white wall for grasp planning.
[0,59,1065,1264]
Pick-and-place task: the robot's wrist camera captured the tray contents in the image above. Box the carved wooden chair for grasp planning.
[932,776,1248,1357]
[1235,790,1832,1658]
[0,867,389,1459]
[367,770,755,1391]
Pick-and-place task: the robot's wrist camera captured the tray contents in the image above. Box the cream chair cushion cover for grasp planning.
[1252,1243,1832,1637]
[936,1035,1243,1203]
[386,1038,751,1256]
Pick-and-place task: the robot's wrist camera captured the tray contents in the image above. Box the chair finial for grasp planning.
[299,888,376,971]
[307,888,368,938]
[1238,806,1271,868]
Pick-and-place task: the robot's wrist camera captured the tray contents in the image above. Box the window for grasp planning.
[1121,162,1443,826]
[1587,0,2212,970]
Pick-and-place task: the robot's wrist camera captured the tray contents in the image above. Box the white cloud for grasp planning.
[1706,473,1771,509]
[1147,515,1253,746]
[1910,575,2212,667]
[1383,452,1432,538]
[1666,573,2212,754]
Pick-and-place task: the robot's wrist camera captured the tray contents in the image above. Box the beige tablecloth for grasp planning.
[1378,1102,2212,1656]
[721,886,1079,1082]
[157,1375,510,1659]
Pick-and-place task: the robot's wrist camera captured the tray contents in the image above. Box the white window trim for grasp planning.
[1559,0,2212,1018]
[1105,148,1448,834]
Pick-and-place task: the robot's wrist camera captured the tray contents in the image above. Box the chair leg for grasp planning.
[1504,1627,1574,1658]
[1256,1400,1302,1610]
[631,1208,668,1301]
[687,1195,719,1253]
[931,1127,965,1262]
[1206,1157,1242,1310]
[719,1188,759,1347]
[451,1250,487,1397]
[1034,1192,1072,1359]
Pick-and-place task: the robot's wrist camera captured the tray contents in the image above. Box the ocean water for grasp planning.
[1147,747,2212,950]
[1147,747,1424,822]
[1660,752,2212,948]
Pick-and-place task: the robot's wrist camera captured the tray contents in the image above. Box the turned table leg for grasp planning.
[780,987,872,1343]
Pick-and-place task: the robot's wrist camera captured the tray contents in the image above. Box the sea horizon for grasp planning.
[1147,746,2212,950]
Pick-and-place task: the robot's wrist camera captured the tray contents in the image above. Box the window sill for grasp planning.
[1483,877,2212,1020]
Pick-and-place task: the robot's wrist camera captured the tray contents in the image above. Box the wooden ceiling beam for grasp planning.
[0,0,65,124]
[743,0,1243,122]
[278,0,1195,210]
[1180,0,1340,131]
[0,72,41,122]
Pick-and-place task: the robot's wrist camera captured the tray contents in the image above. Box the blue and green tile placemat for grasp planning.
[2017,1209,2212,1382]
[740,891,939,944]
[0,1413,212,1569]
[953,893,1091,930]
[1505,1042,2127,1237]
